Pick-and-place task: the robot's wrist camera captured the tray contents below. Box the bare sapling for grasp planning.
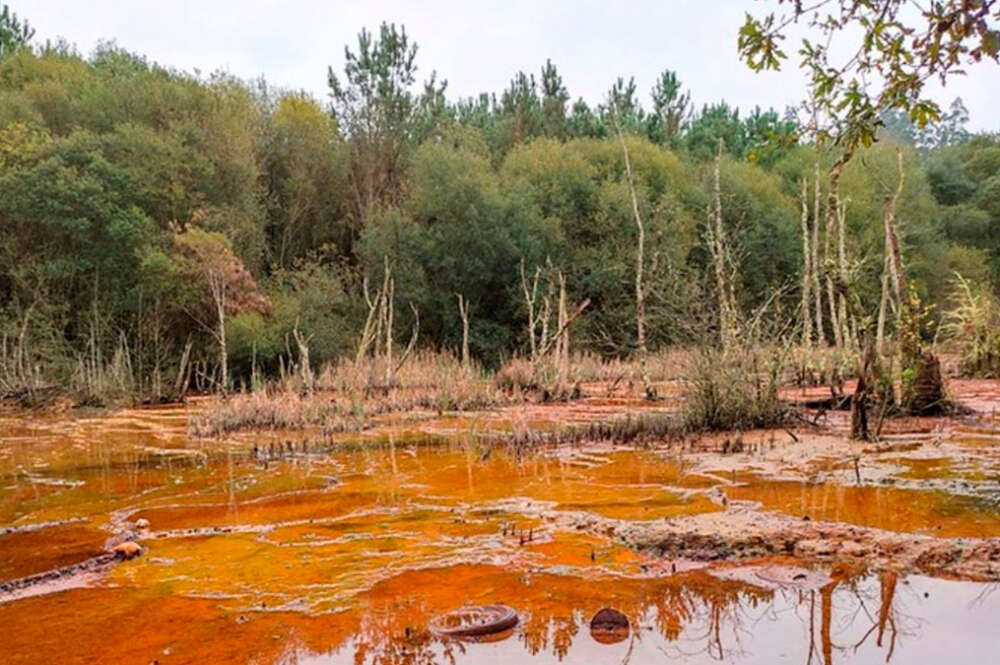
[456,293,470,371]
[352,258,419,392]
[292,324,314,395]
[519,258,543,363]
[356,274,383,364]
[391,303,420,384]
[531,268,590,397]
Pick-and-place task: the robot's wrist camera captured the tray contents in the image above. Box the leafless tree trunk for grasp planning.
[711,138,734,349]
[207,271,228,395]
[173,335,193,397]
[876,252,891,358]
[825,148,854,353]
[883,149,908,405]
[391,304,420,382]
[613,102,654,396]
[456,293,470,371]
[836,196,851,348]
[800,177,813,349]
[292,325,314,394]
[824,198,841,352]
[519,258,542,362]
[382,257,395,387]
[556,271,569,395]
[812,161,824,344]
[884,151,907,327]
[356,274,383,363]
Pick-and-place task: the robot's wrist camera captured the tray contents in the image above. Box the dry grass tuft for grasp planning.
[193,350,507,437]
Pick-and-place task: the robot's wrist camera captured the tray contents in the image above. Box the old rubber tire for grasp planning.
[429,604,519,638]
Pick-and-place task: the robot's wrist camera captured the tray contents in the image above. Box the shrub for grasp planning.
[945,275,1000,377]
[681,344,792,431]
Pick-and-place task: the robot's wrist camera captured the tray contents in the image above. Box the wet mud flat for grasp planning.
[2,380,1000,664]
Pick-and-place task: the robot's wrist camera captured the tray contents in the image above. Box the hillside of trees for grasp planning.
[1,14,998,403]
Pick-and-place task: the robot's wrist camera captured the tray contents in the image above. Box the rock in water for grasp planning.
[112,541,143,560]
[589,607,629,644]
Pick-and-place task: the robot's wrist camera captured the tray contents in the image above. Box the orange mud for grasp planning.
[3,380,1000,664]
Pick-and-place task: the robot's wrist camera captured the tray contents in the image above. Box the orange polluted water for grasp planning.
[2,404,1000,664]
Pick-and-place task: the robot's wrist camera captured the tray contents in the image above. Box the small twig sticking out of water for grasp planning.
[620,631,637,665]
[853,455,862,485]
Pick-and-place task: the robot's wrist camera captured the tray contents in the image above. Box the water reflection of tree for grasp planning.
[795,569,920,665]
[352,608,466,665]
[336,567,928,665]
[656,575,775,661]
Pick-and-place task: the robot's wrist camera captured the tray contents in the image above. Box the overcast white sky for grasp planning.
[20,0,1000,130]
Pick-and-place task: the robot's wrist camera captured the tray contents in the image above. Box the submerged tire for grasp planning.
[429,604,519,638]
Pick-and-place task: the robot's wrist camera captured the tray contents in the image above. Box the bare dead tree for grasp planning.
[710,137,736,350]
[205,269,229,395]
[800,177,813,349]
[292,324,314,394]
[382,257,395,387]
[519,258,543,362]
[824,188,842,352]
[556,270,569,394]
[356,274,383,364]
[884,151,907,321]
[836,196,853,349]
[173,335,193,397]
[391,303,420,382]
[612,101,656,397]
[534,280,590,368]
[456,293,470,371]
[876,252,892,359]
[812,160,824,344]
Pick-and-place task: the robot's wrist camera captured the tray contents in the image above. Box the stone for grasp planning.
[113,541,143,559]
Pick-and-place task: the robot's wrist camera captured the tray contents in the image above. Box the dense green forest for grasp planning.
[1,10,998,402]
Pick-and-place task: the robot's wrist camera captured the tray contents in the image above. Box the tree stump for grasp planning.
[908,351,944,415]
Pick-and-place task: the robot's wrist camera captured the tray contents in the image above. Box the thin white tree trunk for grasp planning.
[799,177,813,349]
[712,138,733,349]
[812,162,824,345]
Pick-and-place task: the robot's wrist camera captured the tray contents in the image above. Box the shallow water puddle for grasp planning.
[2,563,998,665]
[726,480,1000,538]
